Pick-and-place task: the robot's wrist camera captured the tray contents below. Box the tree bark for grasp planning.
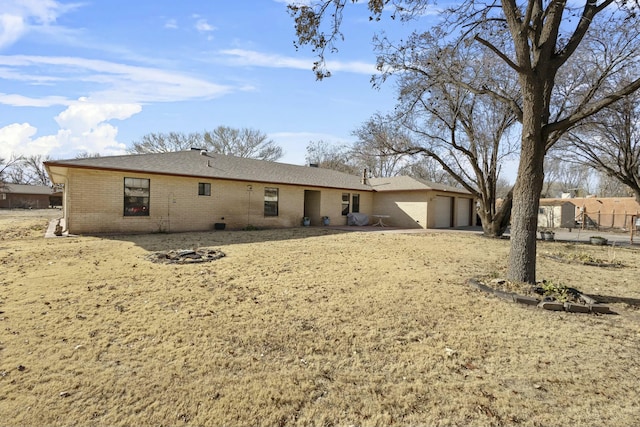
[477,190,513,237]
[507,80,547,283]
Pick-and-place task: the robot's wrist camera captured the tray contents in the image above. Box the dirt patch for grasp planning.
[146,248,226,264]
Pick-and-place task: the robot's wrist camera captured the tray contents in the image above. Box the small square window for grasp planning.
[198,183,211,196]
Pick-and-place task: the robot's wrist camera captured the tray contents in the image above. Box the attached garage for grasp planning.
[370,176,475,229]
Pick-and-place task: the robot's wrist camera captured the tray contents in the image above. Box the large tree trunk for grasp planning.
[507,80,547,283]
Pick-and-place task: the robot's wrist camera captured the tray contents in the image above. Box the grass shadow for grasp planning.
[583,294,640,307]
[100,226,359,252]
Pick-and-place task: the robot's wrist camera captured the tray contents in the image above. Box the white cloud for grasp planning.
[0,100,142,159]
[219,49,377,74]
[0,93,70,107]
[0,13,26,48]
[0,0,80,49]
[195,18,215,33]
[164,18,178,29]
[0,54,235,105]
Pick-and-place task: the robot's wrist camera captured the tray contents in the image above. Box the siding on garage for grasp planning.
[433,195,453,228]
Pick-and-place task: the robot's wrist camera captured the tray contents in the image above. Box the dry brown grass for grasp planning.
[1,209,640,426]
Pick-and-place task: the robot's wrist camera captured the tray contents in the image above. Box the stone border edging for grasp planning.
[467,278,614,314]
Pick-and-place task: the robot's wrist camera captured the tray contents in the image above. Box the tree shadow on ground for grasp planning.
[101,227,366,252]
[583,294,640,308]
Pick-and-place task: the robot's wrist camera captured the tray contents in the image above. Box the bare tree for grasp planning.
[203,127,283,161]
[128,128,283,161]
[305,140,358,174]
[370,34,520,237]
[561,88,640,203]
[289,1,640,283]
[128,132,202,154]
[596,171,633,197]
[397,156,461,187]
[75,152,102,159]
[0,154,22,184]
[351,115,413,177]
[19,155,52,186]
[542,155,594,198]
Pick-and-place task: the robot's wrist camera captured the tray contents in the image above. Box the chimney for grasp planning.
[361,168,368,185]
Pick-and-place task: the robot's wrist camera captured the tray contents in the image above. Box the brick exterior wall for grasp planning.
[63,169,373,234]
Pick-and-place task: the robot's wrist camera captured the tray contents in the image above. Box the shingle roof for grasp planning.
[369,175,470,194]
[45,150,372,191]
[0,183,53,195]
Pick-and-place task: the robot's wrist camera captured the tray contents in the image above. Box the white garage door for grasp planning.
[456,198,472,227]
[434,196,453,228]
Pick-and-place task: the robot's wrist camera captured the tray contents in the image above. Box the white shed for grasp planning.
[537,200,576,229]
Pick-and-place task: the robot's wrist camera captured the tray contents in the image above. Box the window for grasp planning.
[124,177,150,216]
[352,194,360,213]
[1,193,5,200]
[198,183,211,196]
[264,187,279,216]
[342,193,350,215]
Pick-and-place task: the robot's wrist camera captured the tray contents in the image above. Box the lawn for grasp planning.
[1,209,639,426]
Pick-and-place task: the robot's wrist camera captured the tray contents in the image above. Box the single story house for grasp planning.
[44,149,475,234]
[0,183,56,209]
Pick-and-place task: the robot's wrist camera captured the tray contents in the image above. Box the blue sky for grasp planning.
[0,0,431,166]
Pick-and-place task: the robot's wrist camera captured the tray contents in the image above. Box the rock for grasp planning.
[538,301,565,311]
[513,295,539,306]
[564,302,590,313]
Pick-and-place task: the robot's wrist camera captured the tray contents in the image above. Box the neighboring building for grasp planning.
[44,150,476,234]
[0,183,55,209]
[537,199,577,229]
[538,196,640,231]
[370,176,475,229]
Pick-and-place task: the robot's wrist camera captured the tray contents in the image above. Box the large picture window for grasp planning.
[342,193,350,215]
[124,177,150,216]
[198,183,211,196]
[264,187,279,216]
